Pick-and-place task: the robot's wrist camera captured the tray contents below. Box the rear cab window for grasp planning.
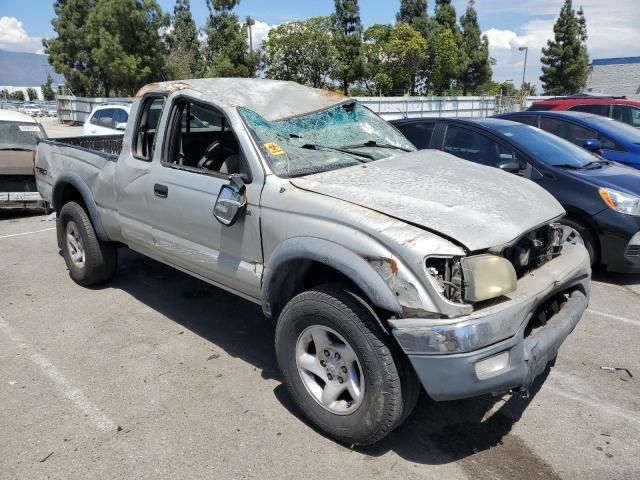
[528,103,556,111]
[132,96,166,161]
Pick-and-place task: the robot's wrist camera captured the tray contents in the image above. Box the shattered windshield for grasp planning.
[239,101,415,177]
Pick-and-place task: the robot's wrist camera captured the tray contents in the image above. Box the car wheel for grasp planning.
[275,283,419,446]
[560,218,597,265]
[58,201,117,286]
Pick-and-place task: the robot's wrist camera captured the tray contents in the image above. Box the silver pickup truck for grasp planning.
[35,79,591,446]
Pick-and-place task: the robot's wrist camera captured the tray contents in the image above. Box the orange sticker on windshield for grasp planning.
[264,142,285,156]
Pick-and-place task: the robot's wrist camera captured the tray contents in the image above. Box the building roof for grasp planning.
[591,57,640,66]
[136,78,349,121]
[0,109,38,123]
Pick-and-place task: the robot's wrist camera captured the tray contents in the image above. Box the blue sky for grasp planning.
[1,0,639,91]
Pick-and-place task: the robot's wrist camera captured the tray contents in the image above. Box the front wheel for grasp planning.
[58,201,118,286]
[560,218,597,266]
[275,284,419,446]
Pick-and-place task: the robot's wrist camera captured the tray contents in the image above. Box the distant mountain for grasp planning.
[0,49,65,87]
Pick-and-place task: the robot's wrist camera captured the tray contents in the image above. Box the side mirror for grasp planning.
[497,160,522,174]
[115,122,127,131]
[213,176,247,226]
[582,138,602,152]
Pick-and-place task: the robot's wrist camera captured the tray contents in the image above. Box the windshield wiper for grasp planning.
[583,159,611,169]
[339,140,413,152]
[553,163,582,170]
[301,143,374,161]
[0,147,33,151]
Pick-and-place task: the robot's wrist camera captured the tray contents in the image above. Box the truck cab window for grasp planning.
[133,96,165,161]
[164,99,242,176]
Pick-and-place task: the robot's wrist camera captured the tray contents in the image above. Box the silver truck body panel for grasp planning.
[291,149,565,252]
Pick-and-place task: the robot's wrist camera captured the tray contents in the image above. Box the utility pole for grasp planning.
[518,46,528,93]
[246,16,255,53]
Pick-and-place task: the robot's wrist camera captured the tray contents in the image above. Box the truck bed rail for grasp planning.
[38,135,123,161]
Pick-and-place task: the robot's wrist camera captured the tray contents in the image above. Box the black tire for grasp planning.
[58,201,117,286]
[275,283,419,446]
[560,217,597,265]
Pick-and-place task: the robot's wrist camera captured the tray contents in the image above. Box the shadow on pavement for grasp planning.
[593,270,640,287]
[107,248,556,472]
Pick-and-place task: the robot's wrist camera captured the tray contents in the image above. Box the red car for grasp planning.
[528,95,640,128]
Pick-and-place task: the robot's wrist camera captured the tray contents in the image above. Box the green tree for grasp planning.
[204,0,258,77]
[165,0,202,79]
[332,0,364,95]
[41,74,56,100]
[86,0,169,96]
[540,0,589,95]
[362,23,427,95]
[46,0,168,96]
[431,28,458,94]
[458,0,492,94]
[263,17,337,88]
[44,0,96,96]
[396,0,429,36]
[434,0,458,31]
[10,90,26,101]
[26,88,39,101]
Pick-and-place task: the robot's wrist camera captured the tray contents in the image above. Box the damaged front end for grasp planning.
[424,223,569,307]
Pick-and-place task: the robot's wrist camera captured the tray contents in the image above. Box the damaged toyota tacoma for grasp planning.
[35,79,591,446]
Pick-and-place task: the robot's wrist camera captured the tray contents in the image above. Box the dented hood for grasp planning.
[290,150,564,251]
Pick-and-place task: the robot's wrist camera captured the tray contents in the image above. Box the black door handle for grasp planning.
[154,183,168,198]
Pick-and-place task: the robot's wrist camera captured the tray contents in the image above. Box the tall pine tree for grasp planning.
[458,0,491,94]
[429,0,461,93]
[332,0,364,95]
[540,0,589,95]
[166,0,202,79]
[396,0,429,36]
[204,0,258,77]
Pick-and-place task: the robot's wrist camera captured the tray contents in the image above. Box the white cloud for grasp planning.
[249,20,274,49]
[482,0,640,90]
[0,17,43,54]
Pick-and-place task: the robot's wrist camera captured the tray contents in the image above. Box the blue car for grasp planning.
[497,111,640,169]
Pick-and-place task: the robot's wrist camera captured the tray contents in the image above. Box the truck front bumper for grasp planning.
[388,243,591,401]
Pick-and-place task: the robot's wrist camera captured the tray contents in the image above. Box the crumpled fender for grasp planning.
[262,237,402,317]
[52,171,109,242]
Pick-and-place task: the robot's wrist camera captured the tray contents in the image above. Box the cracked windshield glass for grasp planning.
[239,102,415,177]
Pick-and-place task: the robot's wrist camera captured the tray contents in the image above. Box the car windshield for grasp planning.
[0,121,43,150]
[239,101,415,177]
[588,116,640,144]
[495,124,597,167]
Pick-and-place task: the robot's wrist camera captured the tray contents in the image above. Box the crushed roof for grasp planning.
[136,78,349,121]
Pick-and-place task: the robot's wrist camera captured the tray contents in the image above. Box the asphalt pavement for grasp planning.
[1,209,639,480]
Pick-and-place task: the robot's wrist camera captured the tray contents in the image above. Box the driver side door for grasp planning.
[146,94,263,299]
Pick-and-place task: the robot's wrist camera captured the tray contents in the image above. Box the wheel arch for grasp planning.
[52,172,109,242]
[262,237,402,320]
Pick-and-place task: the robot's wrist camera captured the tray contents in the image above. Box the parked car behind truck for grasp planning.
[392,117,640,273]
[0,109,47,208]
[35,79,591,445]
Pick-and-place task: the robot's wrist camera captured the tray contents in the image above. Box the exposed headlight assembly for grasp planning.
[599,187,640,216]
[461,254,517,302]
[426,254,517,304]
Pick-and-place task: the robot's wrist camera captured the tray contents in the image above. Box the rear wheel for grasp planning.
[58,201,117,286]
[275,284,419,446]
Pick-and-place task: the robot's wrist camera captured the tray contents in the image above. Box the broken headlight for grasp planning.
[425,256,464,303]
[425,254,517,304]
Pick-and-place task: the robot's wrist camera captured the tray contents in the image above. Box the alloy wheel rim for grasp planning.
[66,221,85,267]
[295,325,365,415]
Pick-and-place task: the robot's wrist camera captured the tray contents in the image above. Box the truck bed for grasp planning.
[38,135,123,160]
